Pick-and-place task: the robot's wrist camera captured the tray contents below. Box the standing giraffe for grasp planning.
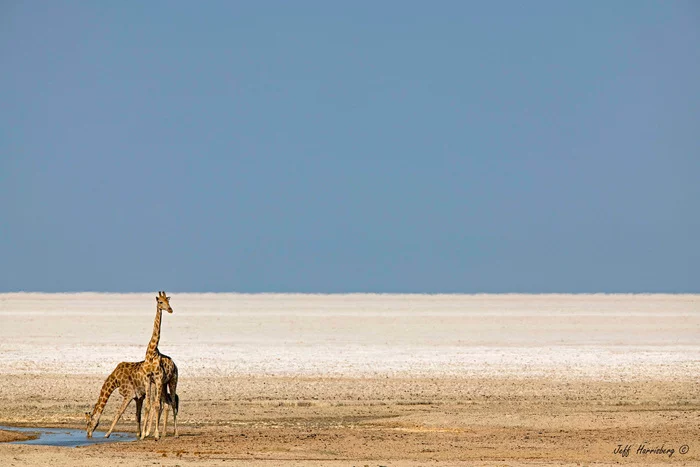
[85,358,179,438]
[157,355,180,437]
[140,291,173,440]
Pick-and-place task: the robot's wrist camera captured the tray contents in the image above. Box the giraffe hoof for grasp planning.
[104,433,111,438]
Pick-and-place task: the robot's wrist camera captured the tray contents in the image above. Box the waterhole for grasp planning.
[0,425,136,447]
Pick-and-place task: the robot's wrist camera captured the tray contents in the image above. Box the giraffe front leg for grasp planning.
[105,397,131,438]
[152,377,163,440]
[141,379,153,439]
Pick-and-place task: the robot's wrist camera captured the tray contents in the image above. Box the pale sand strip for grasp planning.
[1,293,698,380]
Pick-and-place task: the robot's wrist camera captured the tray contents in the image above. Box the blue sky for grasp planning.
[1,1,698,292]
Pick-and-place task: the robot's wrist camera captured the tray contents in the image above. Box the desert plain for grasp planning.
[0,293,698,466]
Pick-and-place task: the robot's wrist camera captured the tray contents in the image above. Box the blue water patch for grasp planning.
[0,425,136,447]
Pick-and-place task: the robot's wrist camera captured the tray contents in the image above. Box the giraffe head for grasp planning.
[85,411,98,438]
[156,291,173,314]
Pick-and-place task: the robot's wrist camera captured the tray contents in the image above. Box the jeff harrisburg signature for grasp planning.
[614,443,690,458]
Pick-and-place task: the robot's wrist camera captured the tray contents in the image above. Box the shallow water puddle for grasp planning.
[0,425,136,447]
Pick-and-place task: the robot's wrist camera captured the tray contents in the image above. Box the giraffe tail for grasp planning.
[161,387,178,413]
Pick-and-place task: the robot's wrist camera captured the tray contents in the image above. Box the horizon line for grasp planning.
[1,291,698,296]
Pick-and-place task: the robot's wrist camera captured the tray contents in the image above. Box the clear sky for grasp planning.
[1,1,698,293]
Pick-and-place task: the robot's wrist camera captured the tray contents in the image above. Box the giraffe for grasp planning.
[156,355,180,437]
[139,291,173,440]
[85,357,179,438]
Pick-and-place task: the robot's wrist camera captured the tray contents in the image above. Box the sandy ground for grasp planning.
[0,429,35,443]
[0,293,698,466]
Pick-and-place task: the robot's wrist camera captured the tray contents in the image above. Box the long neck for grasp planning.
[91,373,118,421]
[146,305,162,359]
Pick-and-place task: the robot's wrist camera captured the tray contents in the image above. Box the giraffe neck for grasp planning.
[146,305,162,361]
[91,373,118,419]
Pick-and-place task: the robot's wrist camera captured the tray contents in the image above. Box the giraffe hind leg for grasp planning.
[168,373,179,437]
[160,390,170,438]
[135,397,144,438]
[172,394,179,437]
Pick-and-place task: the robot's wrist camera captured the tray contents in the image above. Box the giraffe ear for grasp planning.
[167,296,171,301]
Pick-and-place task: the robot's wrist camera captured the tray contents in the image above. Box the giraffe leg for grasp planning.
[152,377,163,440]
[141,379,153,439]
[135,397,144,438]
[105,396,131,438]
[161,391,170,438]
[168,373,179,437]
[173,394,179,437]
[144,374,162,440]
